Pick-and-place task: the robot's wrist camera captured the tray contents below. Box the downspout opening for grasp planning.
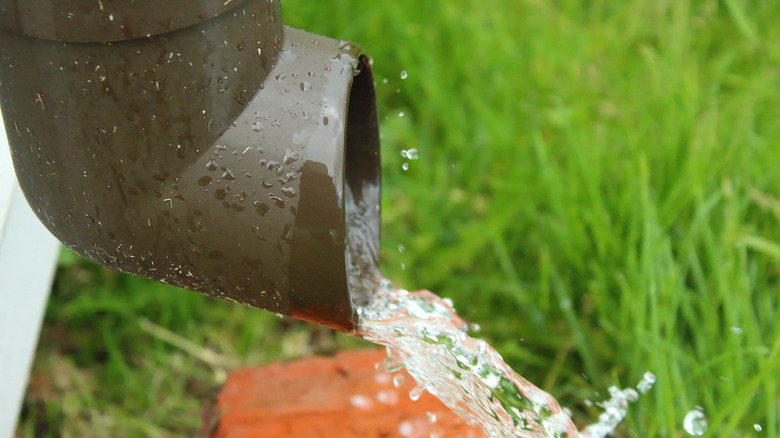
[344,55,381,310]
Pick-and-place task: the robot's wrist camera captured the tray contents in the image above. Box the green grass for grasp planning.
[17,0,780,436]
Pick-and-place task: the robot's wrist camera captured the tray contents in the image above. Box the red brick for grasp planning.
[214,349,483,437]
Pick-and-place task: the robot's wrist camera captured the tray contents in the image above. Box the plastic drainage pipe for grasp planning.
[0,0,381,333]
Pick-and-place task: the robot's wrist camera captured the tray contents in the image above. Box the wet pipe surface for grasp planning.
[213,349,483,437]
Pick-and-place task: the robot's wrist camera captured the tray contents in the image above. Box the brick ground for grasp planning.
[213,349,483,437]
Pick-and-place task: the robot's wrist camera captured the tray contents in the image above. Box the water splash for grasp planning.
[357,281,651,437]
[580,385,641,438]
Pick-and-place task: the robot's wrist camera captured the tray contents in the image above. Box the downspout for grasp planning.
[0,0,381,333]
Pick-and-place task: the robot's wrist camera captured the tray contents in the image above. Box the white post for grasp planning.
[0,108,61,438]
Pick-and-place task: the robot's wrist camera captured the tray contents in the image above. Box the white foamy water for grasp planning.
[357,281,653,438]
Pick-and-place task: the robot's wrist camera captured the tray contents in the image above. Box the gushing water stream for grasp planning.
[357,281,654,438]
[345,179,652,436]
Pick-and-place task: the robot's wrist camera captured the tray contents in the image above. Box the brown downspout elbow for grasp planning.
[0,0,381,332]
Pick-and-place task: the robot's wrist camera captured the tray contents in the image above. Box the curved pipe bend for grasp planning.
[0,1,381,332]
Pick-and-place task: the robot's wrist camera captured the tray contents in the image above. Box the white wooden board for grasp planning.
[0,107,61,438]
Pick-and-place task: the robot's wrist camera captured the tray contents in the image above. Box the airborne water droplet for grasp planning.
[402,162,409,171]
[683,409,708,436]
[400,70,408,80]
[623,388,639,402]
[401,148,418,160]
[637,372,656,393]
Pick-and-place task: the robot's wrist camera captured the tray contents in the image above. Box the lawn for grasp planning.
[16,0,780,436]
